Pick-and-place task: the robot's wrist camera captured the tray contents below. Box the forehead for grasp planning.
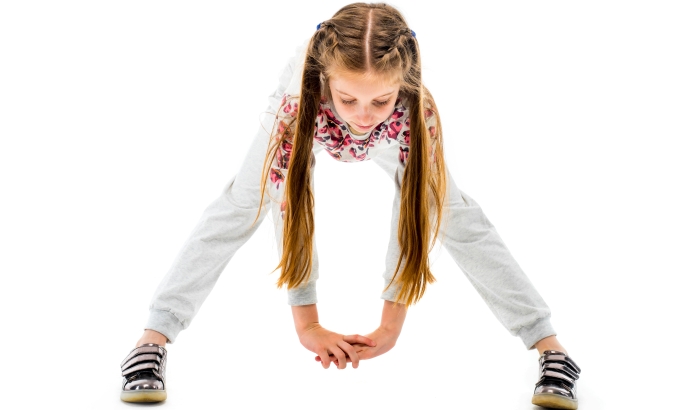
[328,69,400,96]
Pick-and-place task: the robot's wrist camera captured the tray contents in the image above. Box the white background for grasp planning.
[1,1,698,409]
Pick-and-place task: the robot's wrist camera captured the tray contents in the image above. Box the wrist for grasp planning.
[378,300,407,336]
[296,322,322,338]
[291,304,321,336]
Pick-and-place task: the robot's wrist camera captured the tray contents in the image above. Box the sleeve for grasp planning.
[267,93,322,306]
[379,167,405,302]
[261,40,322,306]
[374,107,439,302]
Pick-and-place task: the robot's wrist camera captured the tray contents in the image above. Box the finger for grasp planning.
[327,355,339,367]
[330,347,347,369]
[326,351,351,359]
[350,343,371,349]
[339,341,361,368]
[343,334,376,347]
[321,353,353,365]
[317,350,331,369]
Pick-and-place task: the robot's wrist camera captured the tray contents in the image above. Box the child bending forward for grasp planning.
[119,3,581,409]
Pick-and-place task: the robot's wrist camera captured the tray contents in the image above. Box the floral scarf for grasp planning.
[270,93,435,188]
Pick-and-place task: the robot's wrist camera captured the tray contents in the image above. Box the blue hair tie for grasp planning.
[316,22,416,37]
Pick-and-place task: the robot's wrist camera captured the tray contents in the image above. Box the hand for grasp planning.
[298,323,376,369]
[353,326,401,360]
[315,326,400,365]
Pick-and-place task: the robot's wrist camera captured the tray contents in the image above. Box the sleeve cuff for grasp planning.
[287,281,318,306]
[380,278,401,302]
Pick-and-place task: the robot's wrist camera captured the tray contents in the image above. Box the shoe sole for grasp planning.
[532,393,577,409]
[120,390,167,403]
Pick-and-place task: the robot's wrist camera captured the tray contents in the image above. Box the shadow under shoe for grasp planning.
[120,343,167,403]
[532,350,581,410]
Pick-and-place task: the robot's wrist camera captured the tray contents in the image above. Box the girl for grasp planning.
[119,3,581,409]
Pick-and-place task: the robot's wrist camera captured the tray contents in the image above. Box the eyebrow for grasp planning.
[335,89,395,99]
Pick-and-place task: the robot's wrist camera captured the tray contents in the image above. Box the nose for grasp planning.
[356,106,373,124]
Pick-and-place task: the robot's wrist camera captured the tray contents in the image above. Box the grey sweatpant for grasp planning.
[144,46,556,350]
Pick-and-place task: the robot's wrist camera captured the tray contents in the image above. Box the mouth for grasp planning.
[353,123,375,131]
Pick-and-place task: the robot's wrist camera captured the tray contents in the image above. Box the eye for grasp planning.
[374,100,389,106]
[341,99,356,105]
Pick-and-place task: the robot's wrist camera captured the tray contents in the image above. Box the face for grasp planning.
[328,71,400,135]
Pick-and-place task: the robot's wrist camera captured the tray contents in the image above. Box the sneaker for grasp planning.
[120,343,167,403]
[531,350,581,409]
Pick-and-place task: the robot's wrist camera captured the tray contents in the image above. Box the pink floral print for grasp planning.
[269,93,437,188]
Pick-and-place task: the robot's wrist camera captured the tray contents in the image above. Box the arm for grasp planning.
[292,304,376,369]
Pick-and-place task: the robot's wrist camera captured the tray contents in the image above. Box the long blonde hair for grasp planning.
[255,2,447,306]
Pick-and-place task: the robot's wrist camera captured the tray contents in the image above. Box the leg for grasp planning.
[122,44,309,404]
[372,149,556,349]
[136,41,308,345]
[143,124,275,344]
[438,170,556,349]
[437,171,581,409]
[374,151,579,408]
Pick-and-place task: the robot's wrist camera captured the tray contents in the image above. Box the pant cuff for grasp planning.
[145,309,184,344]
[517,317,556,350]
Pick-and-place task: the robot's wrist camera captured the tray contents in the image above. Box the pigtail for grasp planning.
[381,19,448,306]
[255,31,330,290]
[274,40,324,289]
